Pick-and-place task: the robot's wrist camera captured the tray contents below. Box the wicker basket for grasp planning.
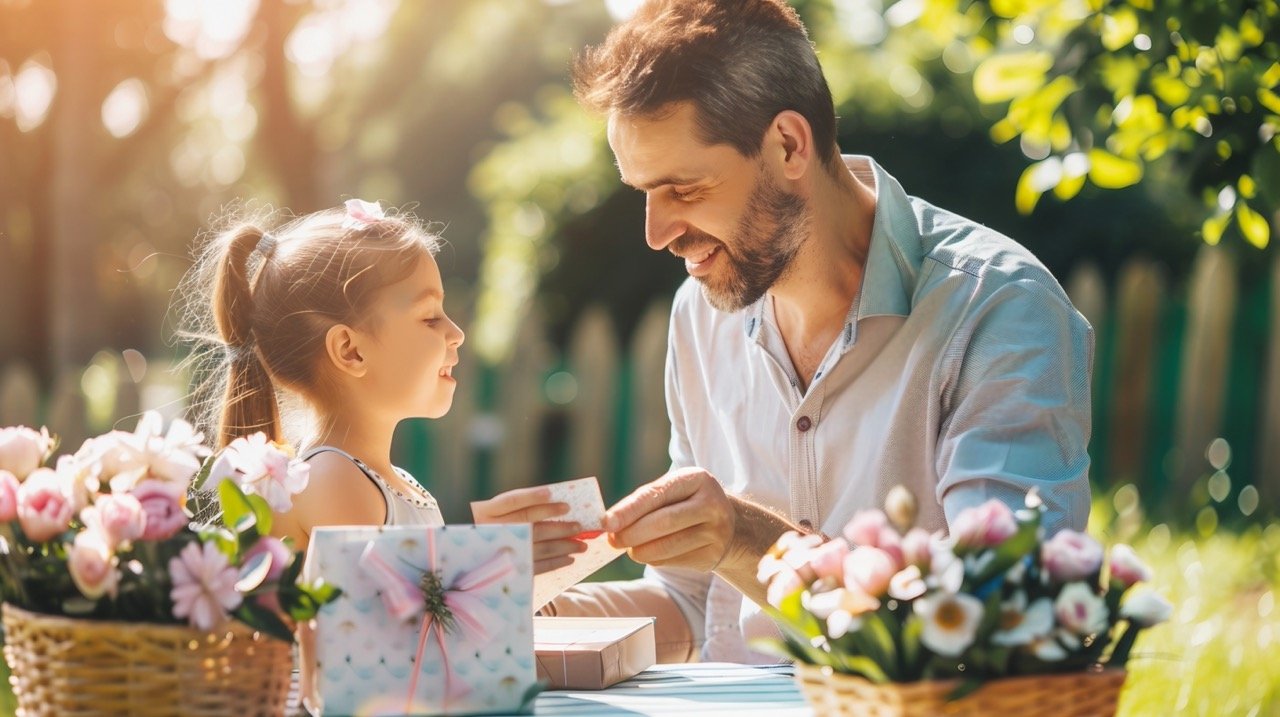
[2,603,293,717]
[795,663,1126,717]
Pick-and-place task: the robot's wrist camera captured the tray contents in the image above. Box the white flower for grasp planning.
[888,565,927,601]
[1029,633,1069,661]
[1054,582,1109,635]
[914,592,985,657]
[0,426,53,478]
[100,412,208,493]
[1120,588,1172,627]
[991,591,1054,646]
[211,433,310,513]
[926,540,964,594]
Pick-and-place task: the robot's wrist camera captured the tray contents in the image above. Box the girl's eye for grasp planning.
[424,318,442,326]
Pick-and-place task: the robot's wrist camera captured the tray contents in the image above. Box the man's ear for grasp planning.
[770,110,816,181]
[324,324,368,378]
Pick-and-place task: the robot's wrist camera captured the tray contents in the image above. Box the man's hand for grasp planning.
[472,486,587,574]
[602,467,736,571]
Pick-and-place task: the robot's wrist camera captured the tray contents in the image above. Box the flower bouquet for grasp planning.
[756,490,1170,717]
[0,414,339,717]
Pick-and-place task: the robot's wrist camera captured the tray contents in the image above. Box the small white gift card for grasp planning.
[533,477,623,611]
[547,476,607,534]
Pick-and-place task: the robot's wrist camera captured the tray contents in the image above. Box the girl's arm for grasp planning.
[272,451,386,552]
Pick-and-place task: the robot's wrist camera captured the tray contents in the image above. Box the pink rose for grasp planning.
[244,536,294,612]
[844,546,897,598]
[67,530,119,599]
[1106,544,1151,590]
[951,499,1017,550]
[132,480,188,541]
[80,493,147,550]
[875,526,906,570]
[842,510,889,547]
[0,470,20,521]
[1041,529,1104,583]
[0,426,52,479]
[806,538,849,583]
[17,468,74,542]
[902,528,933,568]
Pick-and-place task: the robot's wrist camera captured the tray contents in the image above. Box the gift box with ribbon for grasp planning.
[304,525,538,716]
[533,616,657,690]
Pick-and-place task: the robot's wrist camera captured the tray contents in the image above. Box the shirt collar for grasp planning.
[743,155,923,345]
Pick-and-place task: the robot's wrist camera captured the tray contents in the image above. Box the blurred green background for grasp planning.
[1,0,1278,714]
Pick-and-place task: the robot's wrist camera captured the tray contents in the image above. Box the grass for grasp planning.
[1099,504,1280,716]
[0,503,1275,716]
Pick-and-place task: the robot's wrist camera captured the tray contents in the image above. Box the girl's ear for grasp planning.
[324,324,367,378]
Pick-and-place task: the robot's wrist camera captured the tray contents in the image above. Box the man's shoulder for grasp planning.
[910,198,1071,307]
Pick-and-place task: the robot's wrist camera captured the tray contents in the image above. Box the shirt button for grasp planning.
[798,519,813,530]
[796,415,812,432]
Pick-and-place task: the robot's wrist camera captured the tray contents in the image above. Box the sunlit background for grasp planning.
[1,0,1278,713]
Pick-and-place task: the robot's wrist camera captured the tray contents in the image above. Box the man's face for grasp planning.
[608,102,810,312]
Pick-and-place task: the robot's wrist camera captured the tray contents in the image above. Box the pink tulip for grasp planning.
[1106,544,1151,589]
[17,468,74,542]
[807,538,849,583]
[842,510,889,547]
[844,546,897,598]
[80,493,147,550]
[1041,530,1104,583]
[902,528,933,568]
[67,530,119,599]
[0,426,52,479]
[132,480,188,541]
[951,499,1017,550]
[0,470,20,521]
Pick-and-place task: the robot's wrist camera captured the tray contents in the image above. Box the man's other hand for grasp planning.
[603,467,736,571]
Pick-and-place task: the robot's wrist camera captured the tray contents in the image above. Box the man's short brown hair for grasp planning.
[574,0,839,169]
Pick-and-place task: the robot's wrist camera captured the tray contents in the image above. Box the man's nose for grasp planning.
[644,196,683,251]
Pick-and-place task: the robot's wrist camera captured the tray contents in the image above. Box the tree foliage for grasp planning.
[900,0,1280,249]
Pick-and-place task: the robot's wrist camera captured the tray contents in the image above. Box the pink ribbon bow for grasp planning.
[342,198,386,230]
[359,533,516,713]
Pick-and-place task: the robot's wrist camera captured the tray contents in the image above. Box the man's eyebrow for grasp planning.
[621,174,702,191]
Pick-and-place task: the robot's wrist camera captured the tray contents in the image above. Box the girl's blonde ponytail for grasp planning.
[212,225,281,448]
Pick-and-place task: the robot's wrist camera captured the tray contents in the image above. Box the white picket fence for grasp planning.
[2,246,1277,521]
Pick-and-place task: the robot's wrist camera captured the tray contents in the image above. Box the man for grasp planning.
[536,0,1093,663]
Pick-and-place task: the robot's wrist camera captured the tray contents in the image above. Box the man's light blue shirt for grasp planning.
[649,155,1095,662]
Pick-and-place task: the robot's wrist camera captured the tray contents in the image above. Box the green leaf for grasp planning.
[234,602,294,643]
[217,479,255,535]
[1016,164,1045,214]
[974,52,1053,104]
[1202,213,1230,245]
[246,494,273,537]
[1088,149,1143,188]
[1101,8,1139,51]
[1236,202,1271,248]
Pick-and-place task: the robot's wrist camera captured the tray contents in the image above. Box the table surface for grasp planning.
[291,663,815,716]
[526,663,813,717]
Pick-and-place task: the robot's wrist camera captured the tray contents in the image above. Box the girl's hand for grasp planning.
[472,486,588,574]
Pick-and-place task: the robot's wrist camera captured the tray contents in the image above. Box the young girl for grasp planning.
[183,199,584,571]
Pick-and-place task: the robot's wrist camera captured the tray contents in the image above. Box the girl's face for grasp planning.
[362,254,465,420]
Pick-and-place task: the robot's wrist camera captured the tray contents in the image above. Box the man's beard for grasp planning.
[672,171,810,312]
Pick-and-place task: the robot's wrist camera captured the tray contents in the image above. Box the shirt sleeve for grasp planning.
[644,291,712,652]
[935,277,1094,535]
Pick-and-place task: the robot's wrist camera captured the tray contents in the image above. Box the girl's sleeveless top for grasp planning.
[300,446,443,527]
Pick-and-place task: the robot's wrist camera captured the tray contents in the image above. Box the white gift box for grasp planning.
[304,525,538,716]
